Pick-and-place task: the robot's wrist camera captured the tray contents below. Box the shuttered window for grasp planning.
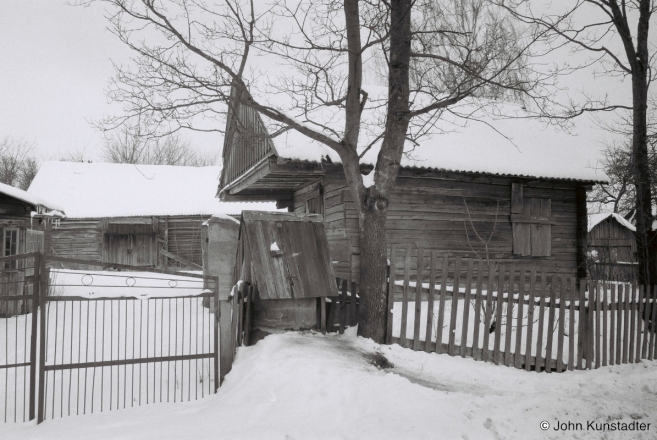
[511,183,553,257]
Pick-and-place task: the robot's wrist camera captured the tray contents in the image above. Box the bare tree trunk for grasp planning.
[354,0,412,342]
[632,0,655,287]
[357,200,389,342]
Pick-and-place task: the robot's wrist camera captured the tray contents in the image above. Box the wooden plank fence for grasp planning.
[385,246,656,372]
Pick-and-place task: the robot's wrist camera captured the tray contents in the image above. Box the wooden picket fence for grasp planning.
[386,247,657,372]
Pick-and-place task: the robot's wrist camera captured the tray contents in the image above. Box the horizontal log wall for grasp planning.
[293,171,586,283]
[48,219,104,262]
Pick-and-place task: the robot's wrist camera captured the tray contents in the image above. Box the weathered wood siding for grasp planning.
[588,216,637,281]
[48,219,104,261]
[48,215,208,268]
[292,171,586,282]
[158,216,206,268]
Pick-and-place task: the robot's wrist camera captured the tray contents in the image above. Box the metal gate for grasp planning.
[0,252,219,424]
[0,252,40,422]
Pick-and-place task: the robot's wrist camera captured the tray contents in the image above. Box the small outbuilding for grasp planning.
[233,211,339,335]
[0,181,63,316]
[587,212,637,281]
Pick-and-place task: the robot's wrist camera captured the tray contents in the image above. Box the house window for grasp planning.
[4,229,19,269]
[511,183,553,257]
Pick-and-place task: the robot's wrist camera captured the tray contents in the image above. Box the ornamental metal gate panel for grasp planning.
[0,252,220,424]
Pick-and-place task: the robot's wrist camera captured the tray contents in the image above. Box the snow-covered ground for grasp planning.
[1,330,656,439]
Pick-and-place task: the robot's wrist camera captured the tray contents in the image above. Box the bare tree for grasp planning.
[102,123,217,166]
[84,0,557,342]
[495,0,657,285]
[0,137,36,188]
[17,157,40,191]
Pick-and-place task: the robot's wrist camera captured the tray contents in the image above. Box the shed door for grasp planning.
[106,234,156,266]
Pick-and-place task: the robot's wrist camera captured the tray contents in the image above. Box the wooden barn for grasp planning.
[0,182,63,316]
[27,161,277,270]
[587,212,637,281]
[218,102,607,287]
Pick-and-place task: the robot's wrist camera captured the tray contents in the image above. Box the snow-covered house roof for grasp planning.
[28,161,278,219]
[270,119,608,183]
[0,180,64,214]
[220,94,608,197]
[588,212,636,233]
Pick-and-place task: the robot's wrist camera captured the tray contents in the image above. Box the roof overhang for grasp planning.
[219,156,328,201]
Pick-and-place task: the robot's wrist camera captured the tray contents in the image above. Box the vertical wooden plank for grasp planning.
[556,276,566,373]
[545,275,557,373]
[586,282,595,370]
[460,259,473,358]
[649,286,657,361]
[413,248,425,350]
[386,247,398,344]
[320,297,327,334]
[593,282,600,368]
[511,183,523,213]
[339,279,348,335]
[609,284,616,366]
[514,267,525,368]
[472,260,484,361]
[642,284,652,359]
[628,284,636,364]
[424,251,437,352]
[435,254,449,354]
[482,262,495,363]
[617,284,624,365]
[524,268,536,371]
[635,285,644,363]
[622,283,630,364]
[244,285,253,346]
[602,283,609,367]
[493,264,505,365]
[568,277,576,371]
[535,272,547,372]
[448,256,462,356]
[400,246,411,347]
[577,280,586,370]
[504,265,515,367]
[350,281,358,327]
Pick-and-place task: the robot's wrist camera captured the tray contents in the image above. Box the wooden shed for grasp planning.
[218,98,607,291]
[0,182,63,316]
[587,212,637,281]
[234,211,339,333]
[27,161,278,270]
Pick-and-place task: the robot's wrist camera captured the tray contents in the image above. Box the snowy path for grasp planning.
[2,331,656,439]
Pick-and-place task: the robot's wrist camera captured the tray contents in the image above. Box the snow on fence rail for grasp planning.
[0,253,221,424]
[385,247,657,372]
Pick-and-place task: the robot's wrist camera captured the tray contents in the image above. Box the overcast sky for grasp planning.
[0,0,640,165]
[0,0,219,161]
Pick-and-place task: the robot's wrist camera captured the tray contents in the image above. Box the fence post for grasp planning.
[218,296,233,386]
[37,256,49,423]
[213,276,220,392]
[28,252,41,421]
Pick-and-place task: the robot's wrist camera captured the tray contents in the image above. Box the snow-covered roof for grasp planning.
[270,117,608,183]
[588,212,636,232]
[28,161,278,219]
[0,180,63,212]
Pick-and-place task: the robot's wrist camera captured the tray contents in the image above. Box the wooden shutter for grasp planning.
[529,198,551,257]
[511,184,553,257]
